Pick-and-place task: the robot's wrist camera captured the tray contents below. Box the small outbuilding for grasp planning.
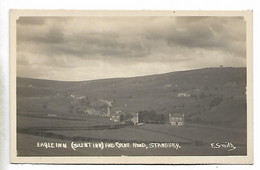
[169,113,184,126]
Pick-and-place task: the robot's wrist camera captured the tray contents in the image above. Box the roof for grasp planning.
[169,113,184,117]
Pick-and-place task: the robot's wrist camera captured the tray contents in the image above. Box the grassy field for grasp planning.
[17,113,119,128]
[17,114,246,156]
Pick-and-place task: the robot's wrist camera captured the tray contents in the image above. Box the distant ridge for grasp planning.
[17,66,246,82]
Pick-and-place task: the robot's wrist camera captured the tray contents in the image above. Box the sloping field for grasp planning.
[48,123,246,145]
[49,126,190,143]
[17,122,246,156]
[17,67,247,128]
[17,111,246,156]
[17,114,118,129]
[139,124,246,145]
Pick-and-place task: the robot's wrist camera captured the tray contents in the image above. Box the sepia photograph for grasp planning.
[10,10,253,164]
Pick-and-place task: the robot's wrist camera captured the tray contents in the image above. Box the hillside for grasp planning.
[17,67,247,128]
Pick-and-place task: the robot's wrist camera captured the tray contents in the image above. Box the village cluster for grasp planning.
[109,111,184,126]
[68,95,185,126]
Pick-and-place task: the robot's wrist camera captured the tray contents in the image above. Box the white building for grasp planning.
[178,92,190,97]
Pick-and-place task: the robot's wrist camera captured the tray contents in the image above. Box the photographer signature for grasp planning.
[211,142,236,151]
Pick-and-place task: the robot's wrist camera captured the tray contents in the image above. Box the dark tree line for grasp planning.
[138,110,166,124]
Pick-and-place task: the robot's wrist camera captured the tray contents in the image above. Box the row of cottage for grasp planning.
[110,112,184,126]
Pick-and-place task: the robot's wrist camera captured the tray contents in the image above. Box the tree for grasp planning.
[138,110,166,123]
[199,93,207,99]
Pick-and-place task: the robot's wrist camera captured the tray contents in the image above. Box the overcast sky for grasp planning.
[17,16,246,81]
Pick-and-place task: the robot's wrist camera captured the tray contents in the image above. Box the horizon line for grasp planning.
[16,66,246,82]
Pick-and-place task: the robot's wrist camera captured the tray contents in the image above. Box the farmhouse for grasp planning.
[177,92,190,97]
[110,115,121,122]
[110,112,141,125]
[169,113,184,126]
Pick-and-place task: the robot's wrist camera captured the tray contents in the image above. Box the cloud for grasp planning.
[17,25,65,44]
[16,16,247,81]
[145,17,246,57]
[17,17,46,25]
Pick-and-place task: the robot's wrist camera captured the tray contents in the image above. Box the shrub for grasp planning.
[42,104,48,109]
[209,95,223,109]
[199,93,207,99]
[80,96,91,106]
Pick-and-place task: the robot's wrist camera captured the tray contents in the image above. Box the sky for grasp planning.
[16,16,246,81]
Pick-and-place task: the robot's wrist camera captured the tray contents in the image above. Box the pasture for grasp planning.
[17,114,246,156]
